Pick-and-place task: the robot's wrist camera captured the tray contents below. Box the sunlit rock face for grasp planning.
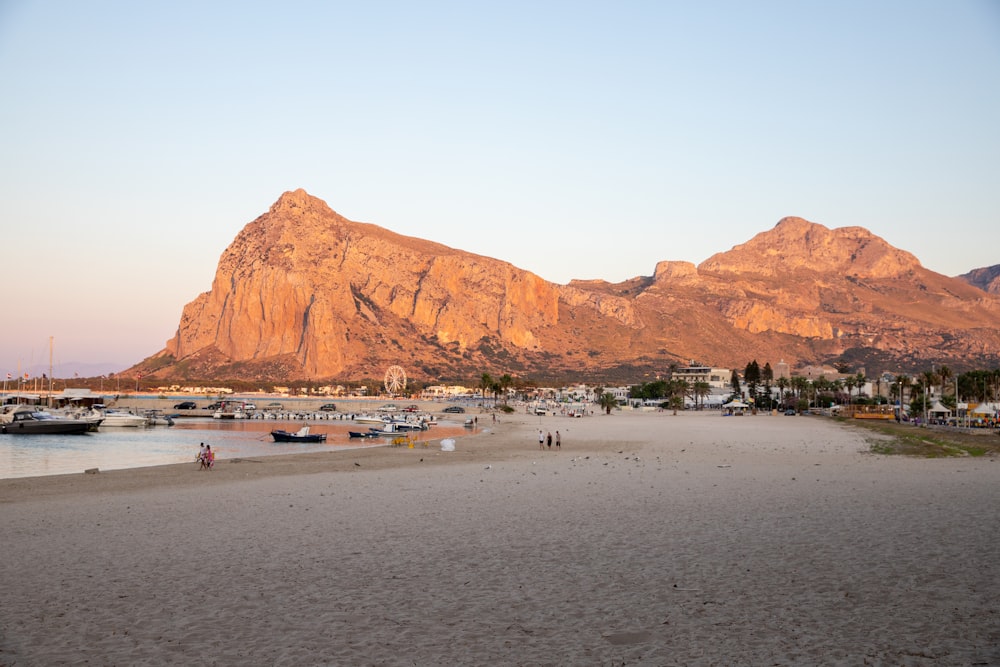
[144,191,1000,382]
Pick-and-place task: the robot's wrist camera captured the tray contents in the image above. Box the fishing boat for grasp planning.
[386,418,429,431]
[348,430,380,439]
[270,425,327,443]
[367,421,410,436]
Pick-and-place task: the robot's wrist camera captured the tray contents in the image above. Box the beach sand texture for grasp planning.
[1,411,998,666]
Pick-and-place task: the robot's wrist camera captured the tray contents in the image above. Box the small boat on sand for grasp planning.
[348,430,379,439]
[270,425,327,443]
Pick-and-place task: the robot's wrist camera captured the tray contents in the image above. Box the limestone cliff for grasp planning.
[139,191,1000,382]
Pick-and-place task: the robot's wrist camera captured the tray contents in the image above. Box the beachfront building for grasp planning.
[421,385,474,399]
[672,364,734,389]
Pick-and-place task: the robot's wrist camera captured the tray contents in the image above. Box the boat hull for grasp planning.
[2,419,91,435]
[270,430,327,443]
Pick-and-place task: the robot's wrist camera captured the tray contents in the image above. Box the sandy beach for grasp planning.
[1,410,998,666]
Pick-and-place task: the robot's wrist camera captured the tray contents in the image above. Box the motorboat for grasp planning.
[0,405,92,434]
[144,410,176,426]
[213,400,251,419]
[270,425,327,443]
[353,414,388,424]
[368,421,411,436]
[100,409,149,427]
[386,418,429,431]
[50,406,104,431]
[348,430,380,439]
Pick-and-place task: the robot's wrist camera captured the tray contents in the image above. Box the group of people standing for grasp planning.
[537,429,561,450]
[197,442,215,470]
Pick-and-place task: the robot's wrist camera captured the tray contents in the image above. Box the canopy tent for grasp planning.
[723,400,750,409]
[928,401,951,416]
[971,402,998,416]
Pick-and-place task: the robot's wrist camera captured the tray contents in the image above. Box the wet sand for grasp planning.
[1,410,997,665]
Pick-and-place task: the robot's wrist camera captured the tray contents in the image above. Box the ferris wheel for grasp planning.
[384,365,407,395]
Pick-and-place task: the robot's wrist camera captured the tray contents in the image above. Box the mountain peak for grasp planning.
[700,216,922,278]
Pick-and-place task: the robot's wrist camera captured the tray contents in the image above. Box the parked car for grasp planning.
[443,406,465,414]
[173,401,197,410]
[264,402,284,410]
[784,409,797,416]
[403,404,420,412]
[205,401,224,411]
[319,403,338,412]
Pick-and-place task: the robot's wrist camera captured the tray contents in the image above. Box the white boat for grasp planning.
[386,418,429,431]
[213,400,250,419]
[354,414,388,424]
[50,406,104,431]
[368,421,407,436]
[101,409,149,427]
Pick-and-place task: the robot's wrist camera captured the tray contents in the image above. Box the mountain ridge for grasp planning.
[133,190,1000,383]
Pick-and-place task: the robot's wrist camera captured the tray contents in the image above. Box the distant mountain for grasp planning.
[19,362,124,382]
[130,190,1000,383]
[958,265,1000,295]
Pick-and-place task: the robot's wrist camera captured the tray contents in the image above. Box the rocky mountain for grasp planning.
[135,190,1000,383]
[959,265,1000,295]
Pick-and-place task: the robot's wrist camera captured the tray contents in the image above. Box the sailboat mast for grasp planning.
[49,336,54,395]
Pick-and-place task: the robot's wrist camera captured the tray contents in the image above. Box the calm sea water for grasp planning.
[0,417,468,480]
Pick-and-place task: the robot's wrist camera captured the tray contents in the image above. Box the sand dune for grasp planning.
[1,411,998,665]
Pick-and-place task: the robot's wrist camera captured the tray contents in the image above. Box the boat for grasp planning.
[270,425,327,443]
[213,400,250,419]
[386,418,429,431]
[144,410,175,426]
[353,414,388,424]
[367,421,414,436]
[0,405,92,435]
[100,409,149,427]
[348,430,380,439]
[51,406,104,431]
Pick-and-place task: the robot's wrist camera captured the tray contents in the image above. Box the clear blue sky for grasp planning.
[1,1,998,376]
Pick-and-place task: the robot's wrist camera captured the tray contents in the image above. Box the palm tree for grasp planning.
[855,372,867,401]
[791,376,808,403]
[672,378,690,411]
[844,376,857,407]
[692,381,711,410]
[938,365,952,402]
[479,372,493,403]
[597,392,618,415]
[776,376,790,408]
[498,374,513,405]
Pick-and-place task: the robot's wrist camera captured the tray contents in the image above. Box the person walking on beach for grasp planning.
[198,442,207,468]
[204,445,215,470]
[538,429,544,450]
[546,432,552,449]
[556,431,561,450]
